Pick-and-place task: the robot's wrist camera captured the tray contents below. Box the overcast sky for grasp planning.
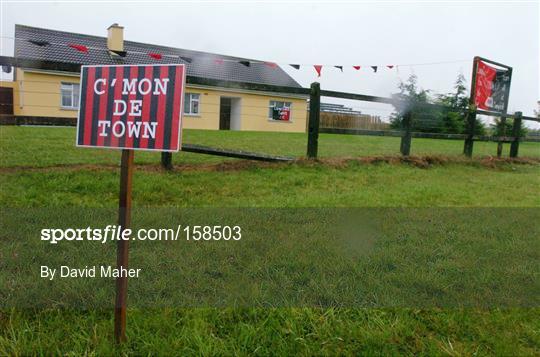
[1,0,538,126]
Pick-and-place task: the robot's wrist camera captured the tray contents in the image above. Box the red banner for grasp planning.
[76,64,185,152]
[473,60,511,112]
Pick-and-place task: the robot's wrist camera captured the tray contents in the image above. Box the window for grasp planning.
[60,82,80,109]
[268,101,292,121]
[184,93,200,115]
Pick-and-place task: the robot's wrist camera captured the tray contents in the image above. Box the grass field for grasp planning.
[1,126,539,355]
[1,126,539,168]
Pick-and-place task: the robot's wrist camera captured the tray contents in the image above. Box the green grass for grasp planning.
[1,162,539,207]
[1,126,539,355]
[1,126,539,168]
[2,308,539,355]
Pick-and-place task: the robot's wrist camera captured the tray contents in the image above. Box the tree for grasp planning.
[491,117,527,137]
[389,73,488,134]
[389,74,435,131]
[435,73,485,135]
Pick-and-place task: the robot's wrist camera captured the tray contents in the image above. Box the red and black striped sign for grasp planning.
[472,58,511,113]
[76,64,185,151]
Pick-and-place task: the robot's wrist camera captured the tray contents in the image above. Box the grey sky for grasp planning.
[1,0,538,126]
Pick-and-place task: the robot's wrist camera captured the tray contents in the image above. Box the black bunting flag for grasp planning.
[289,64,300,70]
[109,50,127,57]
[28,39,50,46]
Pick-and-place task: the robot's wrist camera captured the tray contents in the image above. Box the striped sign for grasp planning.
[76,64,185,151]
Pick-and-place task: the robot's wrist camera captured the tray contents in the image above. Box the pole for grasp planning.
[464,57,480,158]
[400,109,412,156]
[161,152,172,170]
[115,149,134,344]
[509,111,523,158]
[307,82,321,159]
[463,106,477,157]
[496,67,512,158]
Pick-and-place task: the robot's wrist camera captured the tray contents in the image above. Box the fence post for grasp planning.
[510,111,522,158]
[496,115,507,158]
[307,82,321,159]
[400,109,412,156]
[463,106,477,157]
[161,152,173,170]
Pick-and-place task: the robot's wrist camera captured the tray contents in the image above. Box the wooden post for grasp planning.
[400,109,412,156]
[115,149,134,344]
[496,116,507,158]
[307,82,321,159]
[463,106,477,157]
[161,152,172,170]
[496,67,513,158]
[510,111,522,158]
[464,57,480,158]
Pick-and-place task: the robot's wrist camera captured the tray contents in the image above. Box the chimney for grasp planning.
[107,23,124,52]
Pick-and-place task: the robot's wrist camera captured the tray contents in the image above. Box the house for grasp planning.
[1,24,307,132]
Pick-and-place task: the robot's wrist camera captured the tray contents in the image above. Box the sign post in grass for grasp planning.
[468,56,512,158]
[76,63,186,343]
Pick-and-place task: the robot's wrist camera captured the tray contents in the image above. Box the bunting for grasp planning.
[29,39,50,46]
[109,49,127,57]
[148,53,162,60]
[68,43,88,53]
[22,37,453,78]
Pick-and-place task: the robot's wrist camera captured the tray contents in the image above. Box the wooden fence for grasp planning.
[306,82,540,159]
[0,56,538,166]
[318,112,389,130]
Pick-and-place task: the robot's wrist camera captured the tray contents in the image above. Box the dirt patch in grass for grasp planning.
[1,155,539,174]
[296,155,540,170]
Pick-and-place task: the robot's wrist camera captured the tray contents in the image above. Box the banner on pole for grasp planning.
[76,64,186,152]
[472,58,511,112]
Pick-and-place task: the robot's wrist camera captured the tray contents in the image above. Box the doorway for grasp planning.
[219,97,241,130]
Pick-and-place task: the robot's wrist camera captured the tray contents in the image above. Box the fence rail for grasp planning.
[320,128,540,143]
[1,56,538,164]
[309,82,538,159]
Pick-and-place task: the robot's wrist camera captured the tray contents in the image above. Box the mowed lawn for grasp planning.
[1,126,539,168]
[1,126,540,355]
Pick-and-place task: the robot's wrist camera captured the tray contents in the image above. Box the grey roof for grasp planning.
[14,24,302,88]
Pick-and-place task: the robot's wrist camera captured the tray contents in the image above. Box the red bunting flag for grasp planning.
[68,44,88,53]
[265,62,278,68]
[353,66,361,70]
[148,53,162,60]
[387,65,394,69]
[313,65,322,77]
